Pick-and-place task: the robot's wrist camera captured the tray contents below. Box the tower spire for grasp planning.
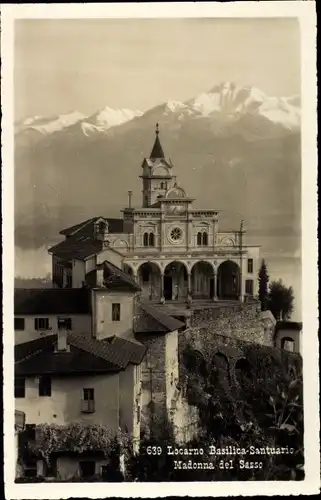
[150,123,165,159]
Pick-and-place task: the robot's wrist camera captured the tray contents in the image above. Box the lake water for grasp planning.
[14,237,302,321]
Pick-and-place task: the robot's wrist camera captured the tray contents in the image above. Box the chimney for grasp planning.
[56,321,69,352]
[128,190,133,209]
[97,266,105,287]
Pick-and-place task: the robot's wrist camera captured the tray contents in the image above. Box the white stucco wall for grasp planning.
[15,373,120,429]
[92,290,135,341]
[96,247,123,269]
[15,314,92,345]
[72,259,86,288]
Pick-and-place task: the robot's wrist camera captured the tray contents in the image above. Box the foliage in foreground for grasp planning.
[128,344,304,482]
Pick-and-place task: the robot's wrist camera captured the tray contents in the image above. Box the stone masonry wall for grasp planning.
[135,333,167,438]
[190,302,268,346]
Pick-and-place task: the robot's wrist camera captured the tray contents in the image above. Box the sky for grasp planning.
[14,18,300,120]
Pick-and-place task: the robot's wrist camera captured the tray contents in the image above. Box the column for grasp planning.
[187,272,192,296]
[239,275,244,302]
[239,264,244,302]
[160,273,165,303]
[213,270,218,301]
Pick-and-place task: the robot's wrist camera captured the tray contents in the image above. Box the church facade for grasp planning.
[49,125,260,303]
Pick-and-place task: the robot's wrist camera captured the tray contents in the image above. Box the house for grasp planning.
[14,260,191,479]
[14,260,141,345]
[274,321,303,354]
[15,328,146,480]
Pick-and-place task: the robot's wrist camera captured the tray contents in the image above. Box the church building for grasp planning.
[49,125,260,303]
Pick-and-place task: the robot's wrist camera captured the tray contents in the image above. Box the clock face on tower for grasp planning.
[168,226,184,244]
[166,204,186,215]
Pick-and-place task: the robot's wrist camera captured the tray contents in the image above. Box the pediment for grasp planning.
[196,221,210,227]
[152,165,170,176]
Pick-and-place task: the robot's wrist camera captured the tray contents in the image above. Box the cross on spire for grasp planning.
[150,123,165,159]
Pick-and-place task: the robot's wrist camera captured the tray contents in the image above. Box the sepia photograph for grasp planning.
[2,2,318,498]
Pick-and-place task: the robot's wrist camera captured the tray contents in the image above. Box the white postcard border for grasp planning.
[2,2,319,497]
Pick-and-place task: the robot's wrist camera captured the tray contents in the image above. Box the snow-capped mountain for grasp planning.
[15,111,87,135]
[165,82,301,130]
[14,82,301,251]
[81,107,143,136]
[15,82,300,142]
[16,107,143,138]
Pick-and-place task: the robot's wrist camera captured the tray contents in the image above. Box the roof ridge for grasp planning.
[68,332,129,369]
[59,217,96,236]
[139,302,185,332]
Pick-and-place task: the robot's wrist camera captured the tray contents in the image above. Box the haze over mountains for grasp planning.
[15,82,301,259]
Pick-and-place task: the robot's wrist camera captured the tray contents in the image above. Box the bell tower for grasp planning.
[140,124,174,207]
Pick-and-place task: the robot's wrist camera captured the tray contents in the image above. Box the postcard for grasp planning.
[2,2,319,497]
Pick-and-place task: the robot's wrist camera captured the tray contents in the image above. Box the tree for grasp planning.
[258,259,269,310]
[267,280,294,320]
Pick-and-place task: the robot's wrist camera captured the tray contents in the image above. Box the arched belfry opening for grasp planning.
[217,260,240,300]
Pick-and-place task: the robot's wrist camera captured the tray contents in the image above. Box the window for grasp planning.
[39,375,52,397]
[170,227,183,242]
[247,258,253,274]
[25,423,36,440]
[34,318,50,330]
[197,231,208,246]
[14,317,25,330]
[143,232,149,247]
[57,317,72,330]
[281,337,295,352]
[160,182,164,189]
[82,388,95,413]
[66,274,72,288]
[79,460,96,478]
[245,279,254,296]
[83,388,94,401]
[14,376,25,398]
[112,303,121,321]
[148,232,155,247]
[202,232,208,246]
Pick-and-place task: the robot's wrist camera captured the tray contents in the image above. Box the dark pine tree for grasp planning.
[258,259,269,310]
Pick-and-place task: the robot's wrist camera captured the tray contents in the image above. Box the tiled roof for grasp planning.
[15,335,57,362]
[59,218,94,236]
[107,336,147,365]
[102,261,141,292]
[138,302,185,333]
[14,288,92,315]
[48,235,103,260]
[59,217,124,237]
[50,217,124,261]
[15,332,146,376]
[275,321,303,332]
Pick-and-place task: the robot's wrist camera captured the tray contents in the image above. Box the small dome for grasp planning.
[165,185,186,199]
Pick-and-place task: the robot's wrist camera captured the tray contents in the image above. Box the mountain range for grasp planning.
[15,82,301,251]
